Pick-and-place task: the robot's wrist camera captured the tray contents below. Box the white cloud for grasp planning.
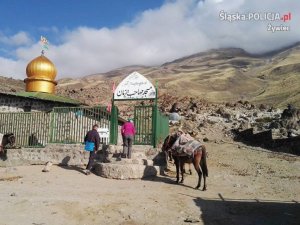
[0,0,299,79]
[0,56,27,78]
[0,31,32,46]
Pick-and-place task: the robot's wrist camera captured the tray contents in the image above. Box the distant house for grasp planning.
[0,91,82,112]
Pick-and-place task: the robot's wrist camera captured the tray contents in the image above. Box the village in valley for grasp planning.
[0,1,299,225]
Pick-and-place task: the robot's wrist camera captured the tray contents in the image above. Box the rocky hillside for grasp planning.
[0,45,299,152]
[1,43,299,108]
[0,76,24,93]
[56,43,300,108]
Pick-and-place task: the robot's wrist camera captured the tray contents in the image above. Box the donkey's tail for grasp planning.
[200,145,208,177]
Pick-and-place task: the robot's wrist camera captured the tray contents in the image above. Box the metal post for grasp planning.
[153,81,159,147]
[110,95,117,145]
[49,110,55,143]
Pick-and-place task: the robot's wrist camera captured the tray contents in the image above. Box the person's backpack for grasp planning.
[84,141,95,151]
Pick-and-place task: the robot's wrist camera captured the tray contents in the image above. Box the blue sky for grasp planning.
[0,0,164,37]
[0,0,299,79]
[0,0,164,56]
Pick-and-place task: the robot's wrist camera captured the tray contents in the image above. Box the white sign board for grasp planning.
[97,128,110,144]
[97,128,109,138]
[114,71,156,100]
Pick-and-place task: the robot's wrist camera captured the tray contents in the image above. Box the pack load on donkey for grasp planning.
[172,131,202,157]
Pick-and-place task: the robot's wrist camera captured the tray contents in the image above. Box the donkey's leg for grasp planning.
[193,156,202,189]
[183,162,192,175]
[189,163,192,175]
[200,151,208,191]
[182,164,186,174]
[174,157,180,183]
[200,145,208,191]
[200,160,207,191]
[168,151,173,162]
[164,151,169,169]
[179,160,185,183]
[202,174,207,191]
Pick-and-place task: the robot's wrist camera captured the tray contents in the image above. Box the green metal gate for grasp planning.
[134,105,153,145]
[132,105,169,147]
[109,72,170,147]
[153,106,170,147]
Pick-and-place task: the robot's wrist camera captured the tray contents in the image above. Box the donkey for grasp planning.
[0,133,16,155]
[162,135,192,175]
[162,134,208,191]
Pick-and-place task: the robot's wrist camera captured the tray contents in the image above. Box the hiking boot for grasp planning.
[85,170,91,175]
[104,158,111,163]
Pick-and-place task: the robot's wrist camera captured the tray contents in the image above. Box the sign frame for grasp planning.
[113,71,156,101]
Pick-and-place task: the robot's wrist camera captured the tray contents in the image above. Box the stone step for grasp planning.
[108,145,158,153]
[98,149,166,166]
[104,158,154,166]
[94,162,163,179]
[95,146,167,179]
[104,145,162,161]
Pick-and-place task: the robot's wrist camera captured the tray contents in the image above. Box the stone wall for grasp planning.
[234,128,300,155]
[0,144,93,167]
[0,94,71,112]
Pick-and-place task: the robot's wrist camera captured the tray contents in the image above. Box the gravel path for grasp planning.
[0,142,299,225]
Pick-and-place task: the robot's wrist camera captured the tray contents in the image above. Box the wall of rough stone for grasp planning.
[0,144,94,167]
[234,128,300,155]
[0,94,68,112]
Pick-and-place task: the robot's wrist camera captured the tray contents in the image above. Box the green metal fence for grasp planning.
[0,106,111,147]
[0,105,168,148]
[50,106,110,144]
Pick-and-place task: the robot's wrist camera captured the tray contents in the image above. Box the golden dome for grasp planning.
[24,55,57,94]
[26,55,57,80]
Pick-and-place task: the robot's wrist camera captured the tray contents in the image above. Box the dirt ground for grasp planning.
[0,142,299,225]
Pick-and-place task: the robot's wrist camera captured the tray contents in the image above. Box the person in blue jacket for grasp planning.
[84,124,100,175]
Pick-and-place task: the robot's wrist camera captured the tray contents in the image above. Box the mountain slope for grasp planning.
[1,43,299,108]
[0,76,24,93]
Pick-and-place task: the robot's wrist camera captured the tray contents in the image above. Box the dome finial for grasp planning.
[40,36,49,54]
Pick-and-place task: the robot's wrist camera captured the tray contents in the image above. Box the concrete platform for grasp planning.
[94,162,161,179]
[94,145,166,179]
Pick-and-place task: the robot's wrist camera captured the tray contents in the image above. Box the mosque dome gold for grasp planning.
[24,55,57,94]
[26,55,57,80]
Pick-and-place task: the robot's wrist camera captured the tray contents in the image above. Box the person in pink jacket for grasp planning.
[121,118,136,159]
